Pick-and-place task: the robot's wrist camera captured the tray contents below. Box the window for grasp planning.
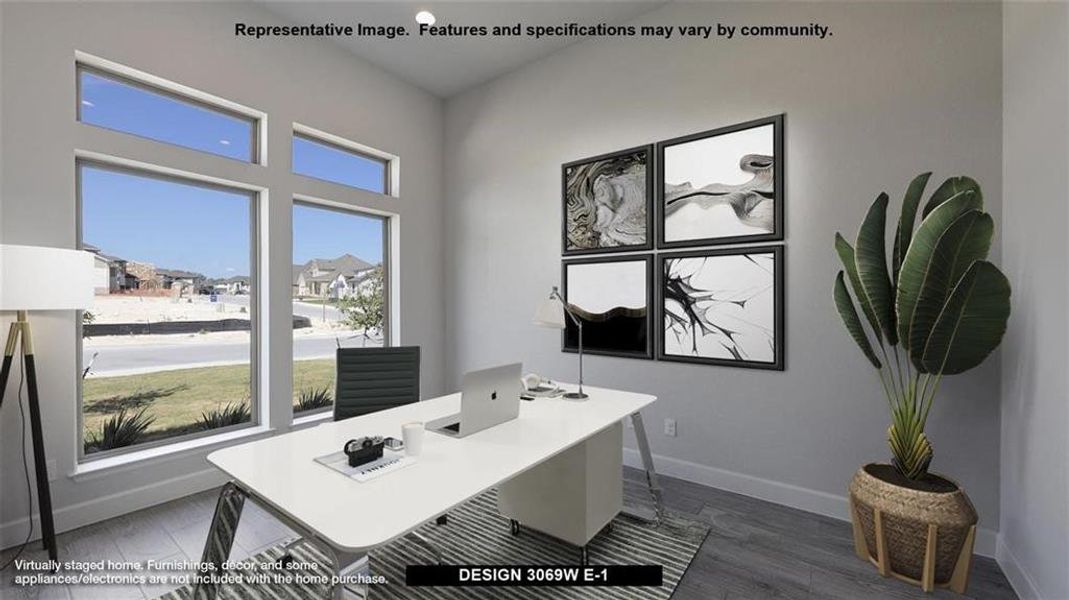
[292,133,389,194]
[292,201,388,416]
[78,67,257,162]
[78,163,258,458]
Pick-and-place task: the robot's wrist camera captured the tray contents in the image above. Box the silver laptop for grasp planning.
[428,363,522,438]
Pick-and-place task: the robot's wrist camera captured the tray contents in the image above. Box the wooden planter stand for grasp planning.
[850,496,976,593]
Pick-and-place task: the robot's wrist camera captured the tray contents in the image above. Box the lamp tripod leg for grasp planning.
[1,317,58,561]
[0,322,18,410]
[24,349,58,560]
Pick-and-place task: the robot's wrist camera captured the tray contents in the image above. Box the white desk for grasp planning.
[198,385,662,598]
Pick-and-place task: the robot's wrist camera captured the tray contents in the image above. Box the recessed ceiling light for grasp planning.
[415,10,436,26]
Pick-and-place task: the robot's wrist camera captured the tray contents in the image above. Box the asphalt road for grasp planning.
[218,295,345,323]
[83,299,376,376]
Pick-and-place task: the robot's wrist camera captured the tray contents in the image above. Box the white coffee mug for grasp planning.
[402,422,425,457]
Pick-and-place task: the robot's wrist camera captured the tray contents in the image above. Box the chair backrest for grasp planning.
[334,346,421,421]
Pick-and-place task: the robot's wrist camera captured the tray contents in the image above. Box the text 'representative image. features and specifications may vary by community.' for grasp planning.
[233,21,834,41]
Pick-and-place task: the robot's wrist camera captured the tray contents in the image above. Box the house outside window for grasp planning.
[78,163,259,458]
[291,201,388,416]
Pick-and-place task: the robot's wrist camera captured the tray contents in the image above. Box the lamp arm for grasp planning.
[551,286,585,396]
[550,288,583,329]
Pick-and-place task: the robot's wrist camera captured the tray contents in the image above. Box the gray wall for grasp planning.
[999,3,1069,598]
[444,1,1005,550]
[0,1,445,545]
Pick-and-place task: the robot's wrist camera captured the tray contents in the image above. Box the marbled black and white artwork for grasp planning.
[659,247,784,370]
[658,115,783,248]
[562,146,653,255]
[562,256,653,359]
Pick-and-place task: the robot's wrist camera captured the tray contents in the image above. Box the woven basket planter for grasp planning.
[849,463,977,594]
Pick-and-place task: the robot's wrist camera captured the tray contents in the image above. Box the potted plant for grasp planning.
[832,173,1011,594]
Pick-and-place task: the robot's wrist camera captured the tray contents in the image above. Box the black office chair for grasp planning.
[334,346,420,421]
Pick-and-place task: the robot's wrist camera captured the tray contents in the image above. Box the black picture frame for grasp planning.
[656,114,785,249]
[657,246,785,370]
[562,145,654,256]
[561,254,654,360]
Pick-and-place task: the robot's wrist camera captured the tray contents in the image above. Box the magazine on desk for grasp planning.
[314,448,417,482]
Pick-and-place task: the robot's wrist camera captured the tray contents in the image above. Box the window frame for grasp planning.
[291,123,396,196]
[75,52,266,165]
[290,198,392,418]
[75,157,263,462]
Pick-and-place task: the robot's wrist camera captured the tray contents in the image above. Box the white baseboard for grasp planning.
[623,448,998,558]
[3,447,1002,561]
[0,467,226,551]
[996,535,1043,600]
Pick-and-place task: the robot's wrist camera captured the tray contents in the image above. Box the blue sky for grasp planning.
[81,71,253,161]
[82,167,384,278]
[293,204,383,266]
[80,73,385,278]
[293,136,386,192]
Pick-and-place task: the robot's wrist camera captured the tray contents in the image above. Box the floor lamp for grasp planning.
[0,244,95,562]
[533,286,588,400]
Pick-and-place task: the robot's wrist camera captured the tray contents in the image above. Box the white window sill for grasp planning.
[292,409,333,428]
[72,425,274,481]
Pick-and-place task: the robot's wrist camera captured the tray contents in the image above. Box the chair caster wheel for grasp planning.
[510,519,521,536]
[436,515,448,526]
[278,553,296,569]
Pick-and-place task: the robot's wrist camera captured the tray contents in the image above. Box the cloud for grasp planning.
[81,100,95,107]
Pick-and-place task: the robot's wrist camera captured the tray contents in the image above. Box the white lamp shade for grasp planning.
[0,244,96,310]
[533,297,566,329]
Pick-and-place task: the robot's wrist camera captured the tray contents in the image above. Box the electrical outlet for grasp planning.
[664,418,677,437]
[46,459,58,482]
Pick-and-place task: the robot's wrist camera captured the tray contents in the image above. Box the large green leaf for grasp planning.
[835,233,882,343]
[833,271,882,368]
[906,210,994,366]
[921,260,1010,374]
[892,172,932,281]
[895,191,983,369]
[922,176,982,219]
[854,193,898,345]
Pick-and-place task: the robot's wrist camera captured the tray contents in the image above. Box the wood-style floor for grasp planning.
[621,471,1017,600]
[0,468,1017,599]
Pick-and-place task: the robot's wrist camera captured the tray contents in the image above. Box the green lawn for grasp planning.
[83,359,336,448]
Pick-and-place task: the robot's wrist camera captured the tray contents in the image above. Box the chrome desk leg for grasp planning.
[197,482,370,599]
[624,412,665,524]
[194,482,246,600]
[328,549,369,600]
[406,530,445,564]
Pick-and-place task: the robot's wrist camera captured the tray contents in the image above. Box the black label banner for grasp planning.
[406,565,663,587]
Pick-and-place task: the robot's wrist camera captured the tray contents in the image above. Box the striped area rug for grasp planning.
[156,489,709,599]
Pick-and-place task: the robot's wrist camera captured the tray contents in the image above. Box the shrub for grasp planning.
[199,402,251,430]
[296,386,333,412]
[85,408,155,453]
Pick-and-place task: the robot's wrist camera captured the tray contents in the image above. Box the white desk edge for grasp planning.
[206,385,657,554]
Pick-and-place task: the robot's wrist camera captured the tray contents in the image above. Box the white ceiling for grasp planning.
[260,1,666,98]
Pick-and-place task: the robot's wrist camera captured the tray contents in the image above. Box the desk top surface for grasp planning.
[207,385,655,552]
